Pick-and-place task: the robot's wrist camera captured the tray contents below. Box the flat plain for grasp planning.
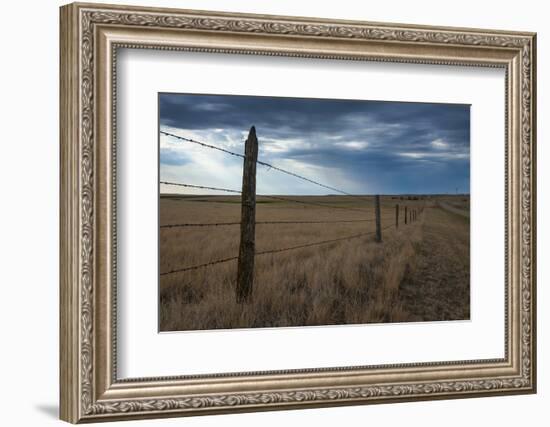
[159,194,470,331]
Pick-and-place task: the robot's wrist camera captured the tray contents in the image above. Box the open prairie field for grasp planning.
[159,194,470,331]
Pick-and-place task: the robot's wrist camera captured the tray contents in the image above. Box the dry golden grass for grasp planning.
[159,195,469,331]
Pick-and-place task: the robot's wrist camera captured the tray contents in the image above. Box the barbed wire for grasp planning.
[256,159,365,200]
[160,255,239,276]
[256,230,375,256]
[257,194,372,213]
[161,130,371,201]
[160,181,241,194]
[158,131,423,277]
[160,217,396,229]
[160,181,373,213]
[161,221,241,228]
[160,225,396,276]
[160,130,245,159]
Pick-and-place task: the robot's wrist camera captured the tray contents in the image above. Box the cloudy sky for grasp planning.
[159,93,470,195]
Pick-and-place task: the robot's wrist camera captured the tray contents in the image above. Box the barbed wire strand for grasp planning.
[160,217,396,229]
[161,130,372,202]
[159,225,395,276]
[160,255,239,276]
[160,130,244,159]
[160,181,241,194]
[257,194,373,213]
[255,228,382,256]
[160,181,373,213]
[256,159,363,200]
[161,221,241,228]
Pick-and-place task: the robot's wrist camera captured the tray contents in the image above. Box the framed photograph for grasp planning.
[60,2,537,423]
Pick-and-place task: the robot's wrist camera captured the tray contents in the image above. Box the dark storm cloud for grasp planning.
[159,93,470,194]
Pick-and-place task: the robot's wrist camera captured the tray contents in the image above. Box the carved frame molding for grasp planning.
[60,2,536,423]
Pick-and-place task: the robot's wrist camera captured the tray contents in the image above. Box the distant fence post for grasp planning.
[236,126,258,303]
[395,204,399,228]
[375,195,381,242]
[405,206,408,225]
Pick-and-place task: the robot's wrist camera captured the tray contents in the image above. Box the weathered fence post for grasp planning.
[405,206,408,225]
[236,126,258,303]
[395,204,399,228]
[375,195,381,242]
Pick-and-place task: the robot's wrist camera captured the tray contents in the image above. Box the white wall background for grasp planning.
[0,0,545,426]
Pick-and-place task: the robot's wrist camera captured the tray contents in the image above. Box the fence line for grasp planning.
[160,217,396,229]
[160,225,395,276]
[160,127,426,299]
[162,130,371,201]
[161,180,376,214]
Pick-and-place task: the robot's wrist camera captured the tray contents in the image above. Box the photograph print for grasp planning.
[158,93,470,332]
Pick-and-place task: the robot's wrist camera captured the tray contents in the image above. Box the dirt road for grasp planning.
[438,201,470,219]
[398,206,470,321]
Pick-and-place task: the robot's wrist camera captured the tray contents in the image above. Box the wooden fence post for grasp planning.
[375,195,381,242]
[405,206,408,225]
[236,126,258,303]
[395,204,399,228]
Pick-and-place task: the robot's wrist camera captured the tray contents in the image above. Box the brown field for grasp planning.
[159,194,470,331]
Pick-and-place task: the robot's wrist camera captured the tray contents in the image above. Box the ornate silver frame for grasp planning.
[60,2,536,423]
